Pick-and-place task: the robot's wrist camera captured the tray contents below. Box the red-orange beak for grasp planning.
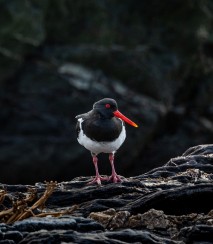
[113,110,138,128]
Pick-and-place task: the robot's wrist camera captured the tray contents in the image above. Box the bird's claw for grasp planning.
[87,176,109,185]
[108,174,122,183]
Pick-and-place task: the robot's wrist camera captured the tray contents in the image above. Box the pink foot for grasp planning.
[87,175,109,185]
[108,173,122,183]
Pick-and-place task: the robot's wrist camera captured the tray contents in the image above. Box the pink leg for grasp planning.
[87,154,108,185]
[108,153,122,183]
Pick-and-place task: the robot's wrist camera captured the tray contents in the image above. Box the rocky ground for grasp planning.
[0,144,213,243]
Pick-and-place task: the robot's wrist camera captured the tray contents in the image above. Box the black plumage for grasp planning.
[75,98,138,185]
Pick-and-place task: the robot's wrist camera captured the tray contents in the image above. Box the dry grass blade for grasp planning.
[0,181,77,224]
[0,189,6,204]
[14,181,57,222]
[0,188,37,224]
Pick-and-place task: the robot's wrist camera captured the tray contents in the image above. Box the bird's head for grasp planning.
[93,98,138,127]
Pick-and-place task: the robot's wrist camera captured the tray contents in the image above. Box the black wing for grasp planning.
[75,110,93,138]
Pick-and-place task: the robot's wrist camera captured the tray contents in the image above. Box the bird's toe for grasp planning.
[109,174,122,183]
[87,175,109,185]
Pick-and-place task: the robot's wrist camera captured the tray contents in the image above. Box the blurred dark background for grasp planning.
[0,0,213,184]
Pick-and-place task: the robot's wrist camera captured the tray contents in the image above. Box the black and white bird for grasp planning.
[75,98,138,185]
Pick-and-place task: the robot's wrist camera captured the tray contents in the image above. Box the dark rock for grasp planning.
[13,217,77,232]
[104,229,181,244]
[3,231,23,243]
[74,217,104,232]
[0,240,16,244]
[126,184,213,215]
[182,144,213,156]
[0,144,213,243]
[177,225,213,243]
[19,229,181,244]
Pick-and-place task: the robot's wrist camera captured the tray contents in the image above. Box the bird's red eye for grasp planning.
[105,104,111,108]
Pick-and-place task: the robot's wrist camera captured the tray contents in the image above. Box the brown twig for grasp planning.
[14,181,57,222]
[0,190,6,204]
[0,181,77,224]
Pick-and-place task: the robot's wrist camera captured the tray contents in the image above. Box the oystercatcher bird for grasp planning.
[75,98,138,185]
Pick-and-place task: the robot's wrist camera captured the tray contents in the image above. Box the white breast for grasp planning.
[77,118,126,155]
